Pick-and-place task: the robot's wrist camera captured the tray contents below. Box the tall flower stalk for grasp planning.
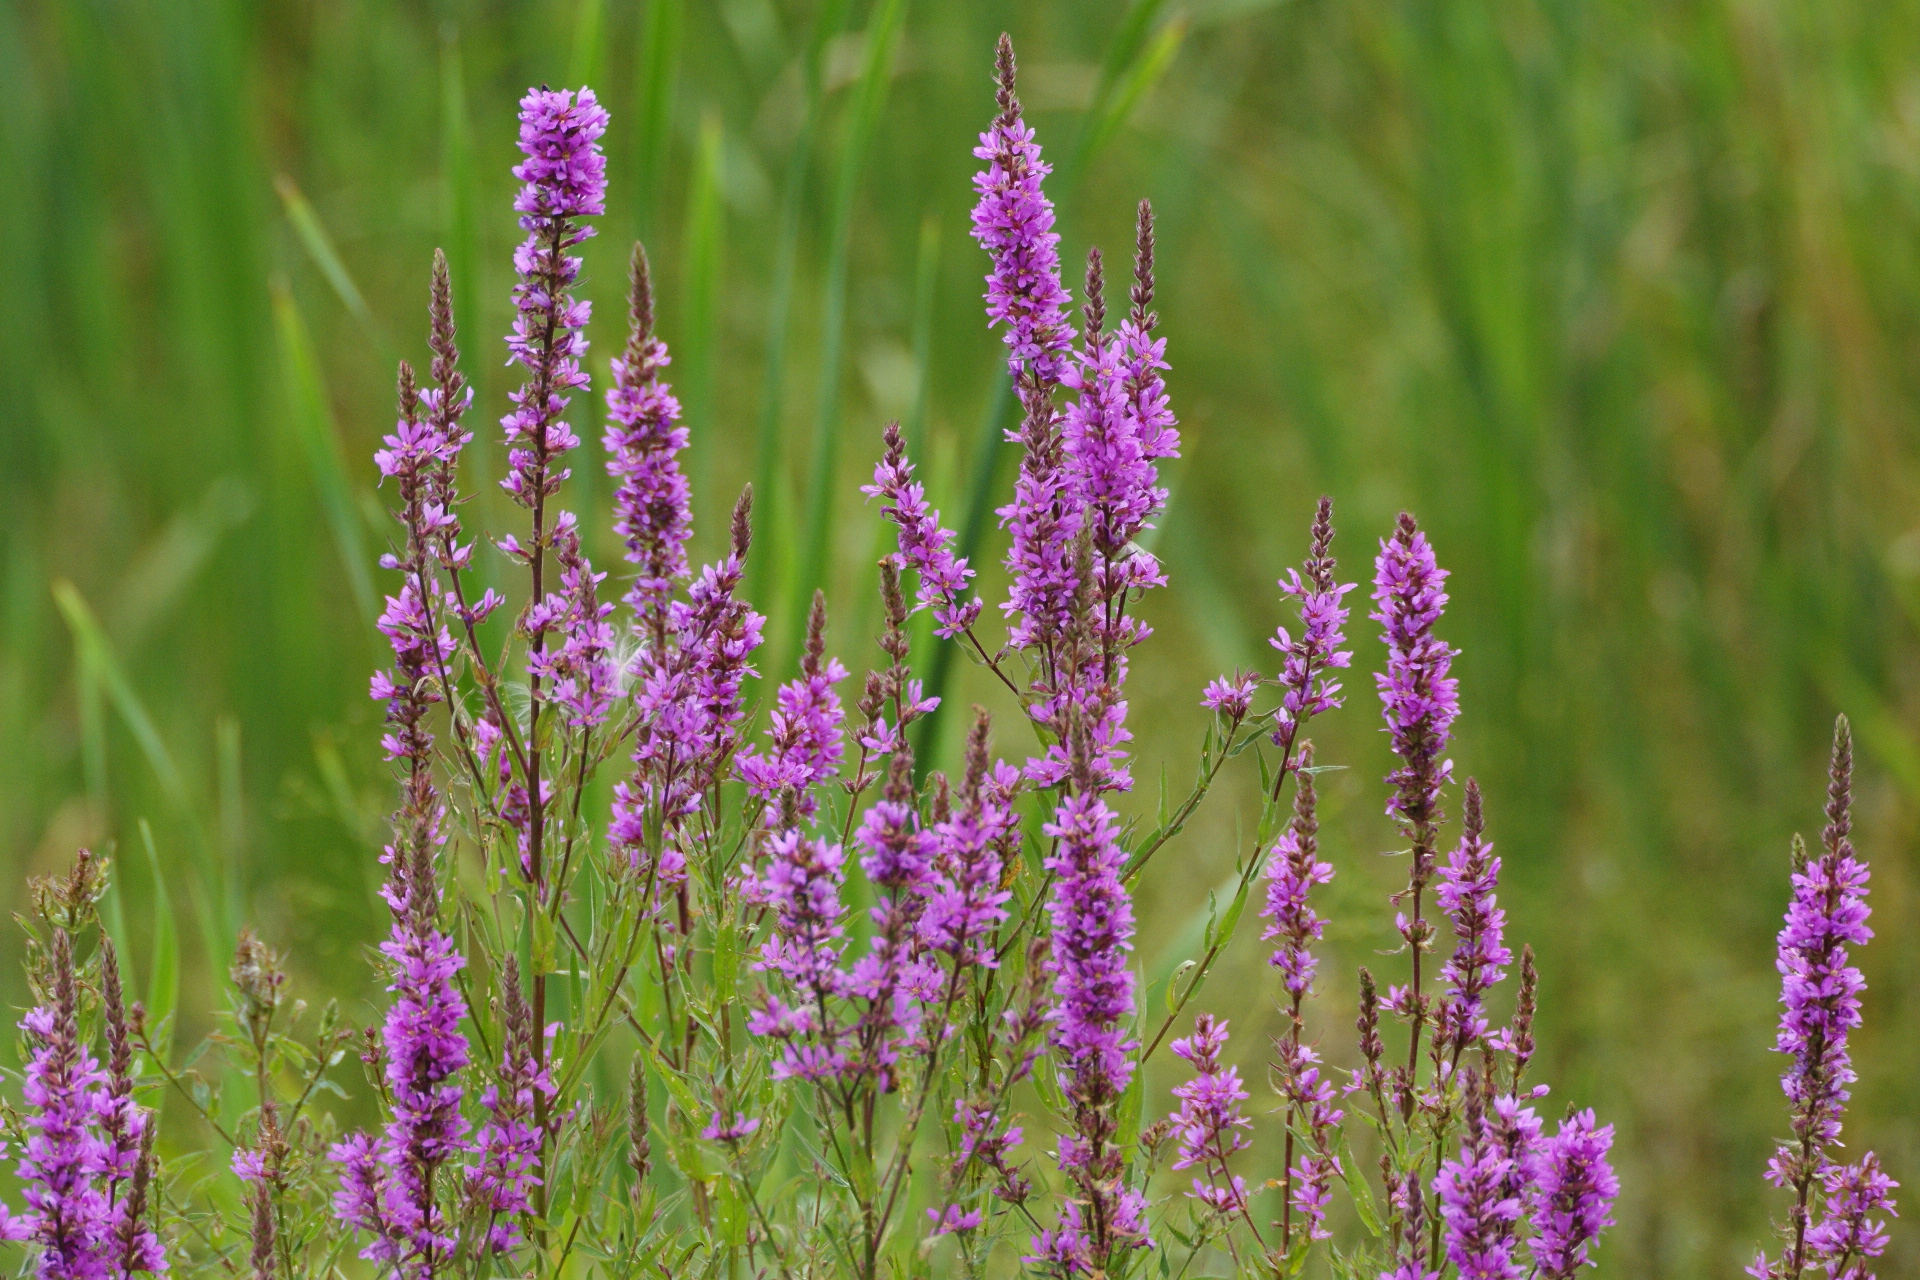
[1752,718,1897,1280]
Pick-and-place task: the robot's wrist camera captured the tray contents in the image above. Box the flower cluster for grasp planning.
[1167,1015,1252,1215]
[1751,719,1898,1280]
[13,39,1891,1280]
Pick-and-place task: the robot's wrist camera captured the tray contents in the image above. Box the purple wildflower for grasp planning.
[1435,1084,1528,1280]
[466,967,554,1253]
[1263,751,1332,1009]
[1273,497,1355,744]
[1037,723,1149,1268]
[845,757,942,1089]
[735,593,847,822]
[865,421,983,638]
[500,86,606,514]
[1529,1110,1618,1279]
[1061,250,1162,623]
[1044,786,1136,1098]
[331,839,472,1272]
[952,1097,1032,1207]
[1064,210,1180,646]
[971,35,1073,392]
[918,715,1017,967]
[1167,1015,1251,1216]
[1373,513,1457,1059]
[604,243,692,647]
[1201,672,1259,722]
[1435,780,1512,1059]
[701,1113,762,1145]
[748,831,853,1083]
[524,513,617,728]
[18,930,110,1273]
[1275,1037,1344,1242]
[1373,511,1459,827]
[1802,1154,1897,1280]
[997,396,1082,658]
[927,1204,983,1237]
[1382,1172,1442,1280]
[1753,719,1893,1280]
[614,493,765,876]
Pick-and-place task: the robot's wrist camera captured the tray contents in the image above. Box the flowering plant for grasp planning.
[2,34,1896,1280]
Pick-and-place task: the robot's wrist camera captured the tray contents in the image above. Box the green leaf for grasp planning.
[140,821,179,1071]
[269,279,377,626]
[791,0,911,659]
[273,175,389,359]
[1336,1127,1383,1239]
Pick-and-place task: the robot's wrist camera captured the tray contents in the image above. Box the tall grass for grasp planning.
[0,1,1915,1274]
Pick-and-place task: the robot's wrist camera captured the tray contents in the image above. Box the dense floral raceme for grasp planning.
[1750,718,1897,1280]
[6,36,1899,1280]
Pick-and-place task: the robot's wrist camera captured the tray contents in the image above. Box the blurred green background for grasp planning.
[2,0,1916,1274]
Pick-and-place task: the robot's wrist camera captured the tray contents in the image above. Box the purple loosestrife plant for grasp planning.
[1752,718,1898,1280]
[1167,1015,1253,1219]
[1372,512,1459,1090]
[12,37,1900,1280]
[1434,780,1512,1063]
[603,244,692,650]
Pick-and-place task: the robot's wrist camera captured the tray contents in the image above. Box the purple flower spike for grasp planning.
[1275,1037,1344,1242]
[971,35,1073,392]
[1802,1154,1898,1279]
[737,594,848,823]
[331,836,472,1270]
[747,830,855,1083]
[1436,1086,1528,1280]
[1273,496,1355,743]
[1044,787,1136,1097]
[18,930,110,1274]
[501,86,606,516]
[614,493,765,878]
[1753,718,1895,1280]
[524,514,617,728]
[467,968,554,1253]
[1372,512,1459,829]
[918,714,1017,966]
[865,421,982,638]
[1529,1110,1618,1279]
[1037,719,1150,1269]
[1435,780,1512,1058]
[1062,248,1168,623]
[605,244,692,648]
[1167,1015,1252,1216]
[1263,751,1332,1008]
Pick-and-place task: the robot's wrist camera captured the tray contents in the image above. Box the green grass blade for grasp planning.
[216,714,244,935]
[904,211,942,462]
[792,0,911,657]
[54,581,195,820]
[747,0,852,625]
[274,175,391,360]
[139,819,180,1071]
[270,277,378,627]
[438,26,490,497]
[1068,0,1174,185]
[633,0,685,239]
[56,582,228,991]
[680,113,726,515]
[569,0,607,90]
[1075,15,1187,181]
